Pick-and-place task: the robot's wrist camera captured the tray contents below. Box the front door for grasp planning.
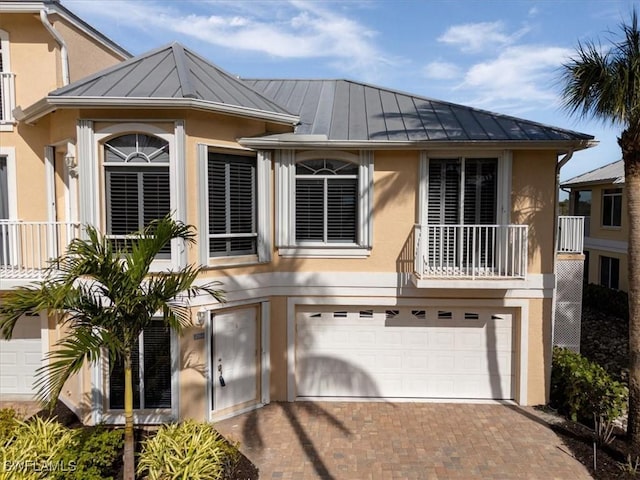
[212,307,258,412]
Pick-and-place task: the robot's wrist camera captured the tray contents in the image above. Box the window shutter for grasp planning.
[207,154,257,256]
[106,170,140,236]
[428,159,460,224]
[142,172,171,227]
[296,179,324,241]
[143,323,172,408]
[327,179,357,242]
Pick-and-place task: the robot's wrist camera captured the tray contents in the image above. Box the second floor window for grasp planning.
[104,133,171,257]
[602,188,622,227]
[295,159,358,244]
[207,152,257,257]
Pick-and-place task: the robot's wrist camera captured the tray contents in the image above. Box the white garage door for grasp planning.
[296,307,514,400]
[0,314,42,396]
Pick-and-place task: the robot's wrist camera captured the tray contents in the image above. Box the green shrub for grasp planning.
[551,346,628,424]
[1,417,76,480]
[138,420,240,480]
[583,282,628,320]
[0,416,123,480]
[52,425,123,480]
[0,408,19,443]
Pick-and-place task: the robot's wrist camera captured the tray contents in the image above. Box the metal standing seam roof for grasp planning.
[48,42,294,117]
[244,79,595,143]
[561,159,624,187]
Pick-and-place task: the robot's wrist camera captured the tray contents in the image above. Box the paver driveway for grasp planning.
[215,402,592,480]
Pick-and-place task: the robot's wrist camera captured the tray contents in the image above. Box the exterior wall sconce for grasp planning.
[196,308,208,327]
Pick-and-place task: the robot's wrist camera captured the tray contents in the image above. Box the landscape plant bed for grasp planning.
[13,402,258,480]
[536,407,638,479]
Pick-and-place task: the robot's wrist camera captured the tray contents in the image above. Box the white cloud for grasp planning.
[65,0,393,77]
[459,45,572,111]
[438,21,528,53]
[422,61,461,80]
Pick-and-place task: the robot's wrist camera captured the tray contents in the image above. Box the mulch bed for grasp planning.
[543,303,638,479]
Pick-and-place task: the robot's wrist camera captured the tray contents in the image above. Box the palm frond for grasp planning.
[35,327,122,411]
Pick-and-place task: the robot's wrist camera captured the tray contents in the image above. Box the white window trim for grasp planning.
[90,122,185,270]
[93,324,179,425]
[198,145,271,267]
[418,150,511,226]
[0,28,15,131]
[0,146,17,219]
[275,150,373,258]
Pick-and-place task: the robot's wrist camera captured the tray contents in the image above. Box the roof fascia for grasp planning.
[237,136,598,152]
[15,96,300,125]
[561,178,624,189]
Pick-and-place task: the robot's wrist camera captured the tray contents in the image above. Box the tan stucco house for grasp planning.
[562,160,627,291]
[0,0,596,425]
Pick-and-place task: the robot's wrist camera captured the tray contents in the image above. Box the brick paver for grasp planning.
[215,402,592,480]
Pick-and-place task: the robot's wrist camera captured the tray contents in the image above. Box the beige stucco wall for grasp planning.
[51,15,126,82]
[512,151,557,275]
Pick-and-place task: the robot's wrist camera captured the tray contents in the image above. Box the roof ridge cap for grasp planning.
[171,43,197,99]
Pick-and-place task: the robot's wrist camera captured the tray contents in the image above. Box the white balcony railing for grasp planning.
[557,216,584,254]
[414,224,528,279]
[0,72,16,123]
[0,220,81,279]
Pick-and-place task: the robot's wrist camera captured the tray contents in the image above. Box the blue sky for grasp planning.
[64,0,638,182]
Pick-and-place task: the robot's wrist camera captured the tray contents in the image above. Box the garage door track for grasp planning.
[215,402,592,480]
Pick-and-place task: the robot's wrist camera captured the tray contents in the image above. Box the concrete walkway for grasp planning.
[215,402,592,480]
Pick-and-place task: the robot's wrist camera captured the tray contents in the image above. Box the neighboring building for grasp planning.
[562,160,627,291]
[0,0,596,425]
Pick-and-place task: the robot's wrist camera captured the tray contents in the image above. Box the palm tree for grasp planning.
[0,216,224,480]
[561,9,640,451]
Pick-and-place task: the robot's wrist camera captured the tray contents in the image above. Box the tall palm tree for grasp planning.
[0,216,224,480]
[561,10,640,451]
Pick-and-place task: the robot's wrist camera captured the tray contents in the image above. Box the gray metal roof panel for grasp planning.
[562,159,624,186]
[245,78,594,144]
[50,43,293,117]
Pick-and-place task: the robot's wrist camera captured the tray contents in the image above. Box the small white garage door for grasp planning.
[296,307,514,400]
[0,314,42,396]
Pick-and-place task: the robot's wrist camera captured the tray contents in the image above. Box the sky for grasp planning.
[63,0,639,183]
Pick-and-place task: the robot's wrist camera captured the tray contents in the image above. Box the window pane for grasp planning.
[107,170,140,235]
[327,179,357,242]
[143,323,172,409]
[296,179,324,241]
[142,172,171,227]
[603,189,622,227]
[207,153,257,257]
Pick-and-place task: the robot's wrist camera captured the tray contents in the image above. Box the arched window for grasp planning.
[104,133,171,256]
[295,159,358,243]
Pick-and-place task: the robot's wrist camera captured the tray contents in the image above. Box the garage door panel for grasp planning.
[0,315,42,396]
[296,308,515,400]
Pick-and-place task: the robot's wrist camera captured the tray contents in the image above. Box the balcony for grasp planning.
[0,72,16,126]
[0,220,81,283]
[557,216,584,254]
[413,224,528,285]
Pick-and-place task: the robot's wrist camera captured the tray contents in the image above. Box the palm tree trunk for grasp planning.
[123,349,135,480]
[623,140,640,453]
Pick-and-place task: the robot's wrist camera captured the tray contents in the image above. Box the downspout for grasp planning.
[40,9,69,86]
